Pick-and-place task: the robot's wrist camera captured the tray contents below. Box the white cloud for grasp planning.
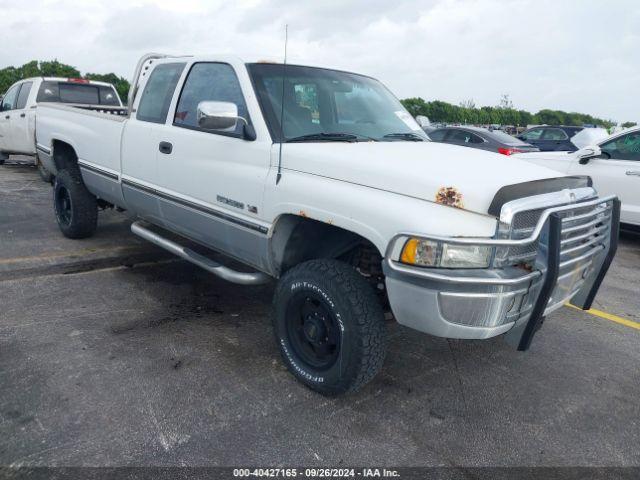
[0,0,638,123]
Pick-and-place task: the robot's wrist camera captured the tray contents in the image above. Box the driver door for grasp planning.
[568,130,640,225]
[0,84,20,152]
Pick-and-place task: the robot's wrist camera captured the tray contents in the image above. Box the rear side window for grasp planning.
[541,128,568,140]
[137,63,186,124]
[449,129,483,144]
[174,62,249,136]
[99,86,120,106]
[521,128,543,141]
[16,82,33,109]
[428,129,448,141]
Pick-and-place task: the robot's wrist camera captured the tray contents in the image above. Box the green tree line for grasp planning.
[400,97,633,129]
[2,60,635,129]
[0,60,130,102]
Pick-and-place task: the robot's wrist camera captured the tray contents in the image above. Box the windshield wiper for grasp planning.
[286,133,358,143]
[382,132,426,142]
[285,132,377,143]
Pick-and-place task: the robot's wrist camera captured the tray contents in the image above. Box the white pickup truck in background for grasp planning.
[515,126,640,227]
[34,53,620,395]
[0,77,124,180]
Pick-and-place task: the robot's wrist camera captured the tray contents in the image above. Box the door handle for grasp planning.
[20,113,25,118]
[158,141,173,154]
[626,171,640,177]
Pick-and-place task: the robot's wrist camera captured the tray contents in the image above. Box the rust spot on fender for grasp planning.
[298,210,308,218]
[435,187,464,209]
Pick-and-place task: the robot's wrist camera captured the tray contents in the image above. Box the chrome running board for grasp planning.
[131,221,271,286]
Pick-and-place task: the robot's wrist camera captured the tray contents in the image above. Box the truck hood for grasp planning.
[283,141,573,217]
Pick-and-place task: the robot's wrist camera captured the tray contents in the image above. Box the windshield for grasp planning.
[247,63,428,142]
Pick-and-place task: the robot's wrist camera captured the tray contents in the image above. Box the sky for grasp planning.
[1,0,638,123]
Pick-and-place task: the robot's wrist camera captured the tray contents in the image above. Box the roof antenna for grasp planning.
[276,24,288,185]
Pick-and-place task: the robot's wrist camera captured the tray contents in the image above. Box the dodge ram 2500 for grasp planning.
[35,53,620,396]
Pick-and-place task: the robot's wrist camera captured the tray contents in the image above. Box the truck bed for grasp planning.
[36,103,127,175]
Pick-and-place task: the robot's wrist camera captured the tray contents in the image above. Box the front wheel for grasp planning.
[54,169,98,239]
[273,259,387,396]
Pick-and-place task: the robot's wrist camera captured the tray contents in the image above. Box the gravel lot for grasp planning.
[1,158,639,468]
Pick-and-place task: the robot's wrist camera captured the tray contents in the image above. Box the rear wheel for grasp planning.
[273,259,387,396]
[54,169,97,239]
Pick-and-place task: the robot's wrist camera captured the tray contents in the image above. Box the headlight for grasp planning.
[400,237,492,269]
[441,243,492,268]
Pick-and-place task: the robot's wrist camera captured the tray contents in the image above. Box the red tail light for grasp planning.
[68,78,90,84]
[498,147,524,156]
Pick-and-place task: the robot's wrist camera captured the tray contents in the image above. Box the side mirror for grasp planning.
[576,145,602,165]
[415,115,430,128]
[197,101,242,131]
[196,101,255,140]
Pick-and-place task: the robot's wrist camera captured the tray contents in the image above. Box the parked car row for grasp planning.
[419,120,638,228]
[515,127,640,227]
[427,126,540,155]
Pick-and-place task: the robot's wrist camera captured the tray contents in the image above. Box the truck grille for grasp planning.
[500,199,613,268]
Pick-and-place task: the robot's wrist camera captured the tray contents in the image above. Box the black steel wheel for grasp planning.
[53,169,98,239]
[55,184,73,226]
[273,259,387,396]
[285,292,341,371]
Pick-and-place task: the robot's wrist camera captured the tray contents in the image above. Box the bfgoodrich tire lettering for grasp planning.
[54,169,98,239]
[273,259,387,396]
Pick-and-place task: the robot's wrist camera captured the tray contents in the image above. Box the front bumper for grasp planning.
[383,196,620,350]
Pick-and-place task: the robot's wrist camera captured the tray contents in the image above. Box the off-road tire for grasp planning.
[53,168,98,239]
[37,158,53,183]
[273,259,387,396]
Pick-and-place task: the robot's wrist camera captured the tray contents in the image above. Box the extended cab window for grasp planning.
[136,63,185,124]
[16,82,33,110]
[1,84,19,111]
[174,62,250,136]
[600,131,640,161]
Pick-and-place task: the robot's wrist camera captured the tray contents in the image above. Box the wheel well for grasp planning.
[270,215,383,276]
[51,140,79,173]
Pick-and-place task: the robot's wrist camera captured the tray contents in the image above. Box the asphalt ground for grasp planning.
[1,158,639,469]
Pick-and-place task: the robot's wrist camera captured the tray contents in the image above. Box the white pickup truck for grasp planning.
[0,76,124,180]
[35,53,620,396]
